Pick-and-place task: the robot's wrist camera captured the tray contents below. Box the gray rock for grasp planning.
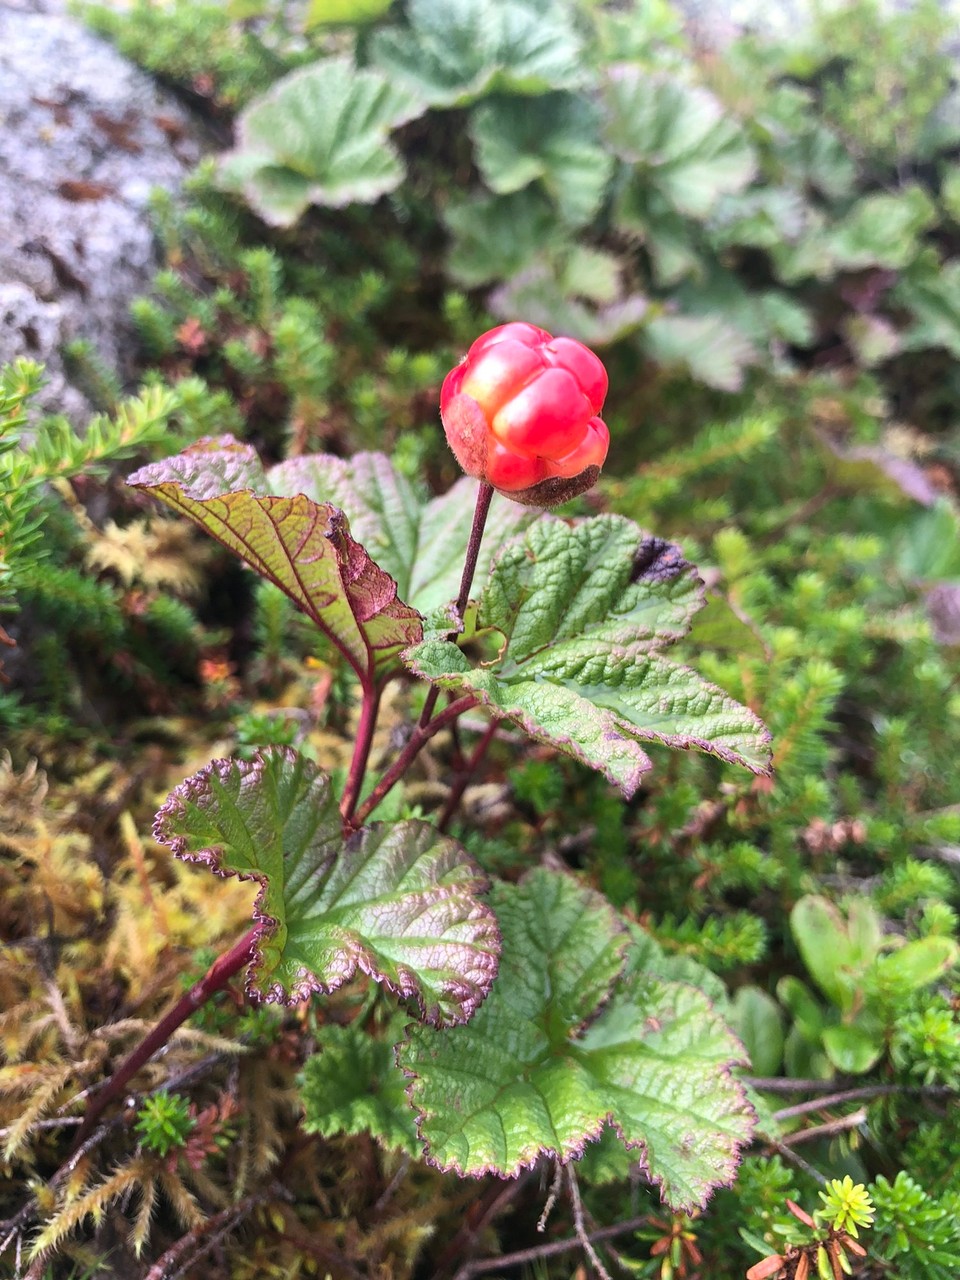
[0,1,203,421]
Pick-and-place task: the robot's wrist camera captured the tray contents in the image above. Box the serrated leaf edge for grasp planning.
[153,747,500,1025]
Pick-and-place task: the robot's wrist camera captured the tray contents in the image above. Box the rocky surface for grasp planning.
[0,1,203,421]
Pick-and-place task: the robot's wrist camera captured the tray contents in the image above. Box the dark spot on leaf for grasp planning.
[630,536,689,585]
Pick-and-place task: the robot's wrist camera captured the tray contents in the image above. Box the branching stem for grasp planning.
[352,695,479,827]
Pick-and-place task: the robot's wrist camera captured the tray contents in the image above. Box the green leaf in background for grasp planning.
[729,986,785,1078]
[218,59,425,225]
[489,260,649,348]
[601,68,756,218]
[444,188,566,288]
[401,869,754,1208]
[268,454,536,618]
[896,501,960,580]
[470,93,614,227]
[822,1023,883,1075]
[791,895,882,1013]
[305,0,393,28]
[895,257,960,358]
[370,0,585,107]
[406,515,772,795]
[643,313,759,393]
[300,1017,420,1154]
[128,438,422,683]
[154,748,500,1025]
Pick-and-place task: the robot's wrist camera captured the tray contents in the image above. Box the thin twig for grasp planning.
[567,1165,612,1280]
[767,1140,829,1187]
[773,1083,953,1122]
[352,695,478,827]
[145,1188,273,1279]
[776,1108,868,1147]
[746,1077,851,1093]
[437,716,500,833]
[451,1213,653,1280]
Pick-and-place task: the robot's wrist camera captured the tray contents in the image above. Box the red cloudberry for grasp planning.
[440,322,610,506]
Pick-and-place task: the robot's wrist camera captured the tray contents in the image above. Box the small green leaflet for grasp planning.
[269,452,536,618]
[153,748,500,1026]
[371,0,585,108]
[218,58,425,225]
[300,1017,420,1155]
[405,515,772,795]
[127,437,422,685]
[401,870,755,1210]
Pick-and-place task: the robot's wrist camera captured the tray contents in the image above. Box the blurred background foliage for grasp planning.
[3,0,960,1275]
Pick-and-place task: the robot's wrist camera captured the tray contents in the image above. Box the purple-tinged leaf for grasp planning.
[128,438,422,682]
[153,747,499,1026]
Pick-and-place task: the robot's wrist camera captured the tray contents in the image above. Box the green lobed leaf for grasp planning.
[218,59,425,226]
[300,1017,420,1154]
[601,67,756,218]
[489,260,649,348]
[642,313,760,393]
[370,0,585,108]
[401,869,754,1209]
[405,515,771,795]
[128,437,422,683]
[154,747,500,1026]
[267,454,536,617]
[444,188,567,288]
[470,93,614,227]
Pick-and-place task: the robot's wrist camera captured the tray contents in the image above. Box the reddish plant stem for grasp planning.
[74,926,260,1147]
[340,679,381,824]
[352,695,479,827]
[437,716,500,833]
[418,481,494,731]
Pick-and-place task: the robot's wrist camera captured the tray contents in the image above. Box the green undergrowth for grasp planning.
[2,0,959,1276]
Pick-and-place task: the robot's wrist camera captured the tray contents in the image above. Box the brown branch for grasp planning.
[773,1083,954,1122]
[451,1213,653,1280]
[145,1188,274,1280]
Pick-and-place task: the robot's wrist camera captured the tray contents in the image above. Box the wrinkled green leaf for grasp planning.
[402,869,754,1209]
[154,748,500,1025]
[406,515,771,796]
[128,438,422,683]
[601,67,756,218]
[300,1017,420,1154]
[268,454,536,618]
[470,93,613,227]
[371,0,585,107]
[218,59,424,225]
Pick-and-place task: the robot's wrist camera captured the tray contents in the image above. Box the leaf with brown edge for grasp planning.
[405,514,772,796]
[127,437,422,683]
[153,747,500,1026]
[400,869,755,1208]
